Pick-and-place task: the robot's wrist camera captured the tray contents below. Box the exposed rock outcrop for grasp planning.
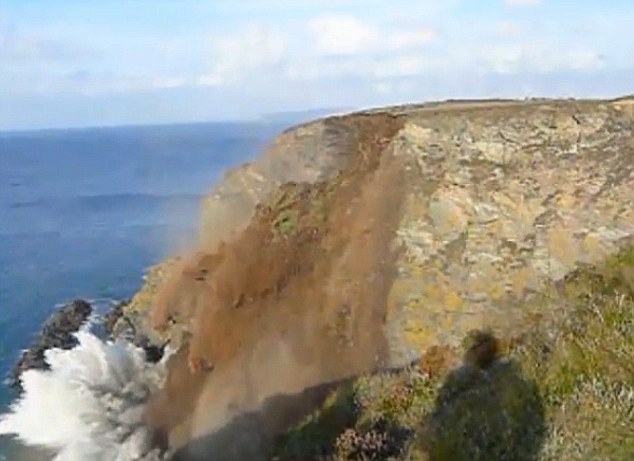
[8,299,92,389]
[119,97,633,458]
[103,299,167,364]
[103,299,127,335]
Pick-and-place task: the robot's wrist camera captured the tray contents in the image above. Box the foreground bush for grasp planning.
[273,244,634,461]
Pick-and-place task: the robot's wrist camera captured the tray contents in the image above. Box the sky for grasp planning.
[0,0,633,130]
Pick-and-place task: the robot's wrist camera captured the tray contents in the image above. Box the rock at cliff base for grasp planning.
[7,299,92,390]
[102,299,128,336]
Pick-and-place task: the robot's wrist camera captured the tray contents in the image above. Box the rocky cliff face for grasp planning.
[385,99,634,364]
[116,97,634,458]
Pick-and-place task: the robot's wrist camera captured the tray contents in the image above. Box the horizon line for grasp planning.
[2,93,632,134]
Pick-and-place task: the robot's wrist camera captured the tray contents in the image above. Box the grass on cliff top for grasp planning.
[273,244,634,461]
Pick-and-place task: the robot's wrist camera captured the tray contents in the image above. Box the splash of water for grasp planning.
[0,332,169,461]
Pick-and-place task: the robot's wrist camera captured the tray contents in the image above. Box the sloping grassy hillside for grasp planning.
[273,243,634,461]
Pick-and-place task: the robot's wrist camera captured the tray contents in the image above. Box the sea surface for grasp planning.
[0,120,288,459]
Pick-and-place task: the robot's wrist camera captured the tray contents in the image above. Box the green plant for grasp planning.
[274,243,634,461]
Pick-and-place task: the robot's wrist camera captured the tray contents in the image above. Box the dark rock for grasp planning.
[7,299,92,390]
[143,344,165,363]
[105,303,166,364]
[103,299,129,336]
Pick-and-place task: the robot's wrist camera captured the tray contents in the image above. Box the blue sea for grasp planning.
[0,120,288,459]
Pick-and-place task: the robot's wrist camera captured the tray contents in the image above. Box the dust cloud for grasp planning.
[144,115,407,459]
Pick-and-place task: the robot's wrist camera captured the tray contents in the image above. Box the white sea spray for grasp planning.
[0,332,170,461]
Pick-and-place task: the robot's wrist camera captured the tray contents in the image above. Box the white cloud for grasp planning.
[1,4,627,122]
[191,15,604,91]
[308,14,378,55]
[190,16,437,87]
[283,54,430,82]
[373,79,416,95]
[2,0,634,130]
[0,27,97,64]
[386,28,437,50]
[201,24,287,85]
[371,55,428,78]
[505,0,542,6]
[498,21,522,38]
[477,44,604,74]
[307,14,436,55]
[373,81,392,94]
[66,72,173,95]
[151,77,188,89]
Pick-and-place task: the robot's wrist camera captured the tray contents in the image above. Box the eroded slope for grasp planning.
[123,97,634,458]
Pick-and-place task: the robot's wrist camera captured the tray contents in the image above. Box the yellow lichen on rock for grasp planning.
[386,100,634,364]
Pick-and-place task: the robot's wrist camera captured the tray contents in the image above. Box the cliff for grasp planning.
[115,97,634,460]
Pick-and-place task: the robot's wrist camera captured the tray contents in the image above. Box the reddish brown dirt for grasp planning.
[144,114,408,452]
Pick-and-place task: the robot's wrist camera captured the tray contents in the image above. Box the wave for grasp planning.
[0,332,170,461]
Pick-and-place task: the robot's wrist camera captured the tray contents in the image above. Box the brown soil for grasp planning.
[143,114,408,453]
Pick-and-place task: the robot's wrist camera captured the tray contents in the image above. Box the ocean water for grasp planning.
[0,121,287,459]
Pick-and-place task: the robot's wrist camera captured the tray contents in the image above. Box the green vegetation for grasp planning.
[273,244,634,460]
[273,208,300,239]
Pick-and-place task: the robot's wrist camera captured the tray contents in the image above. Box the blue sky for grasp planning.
[0,0,633,130]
